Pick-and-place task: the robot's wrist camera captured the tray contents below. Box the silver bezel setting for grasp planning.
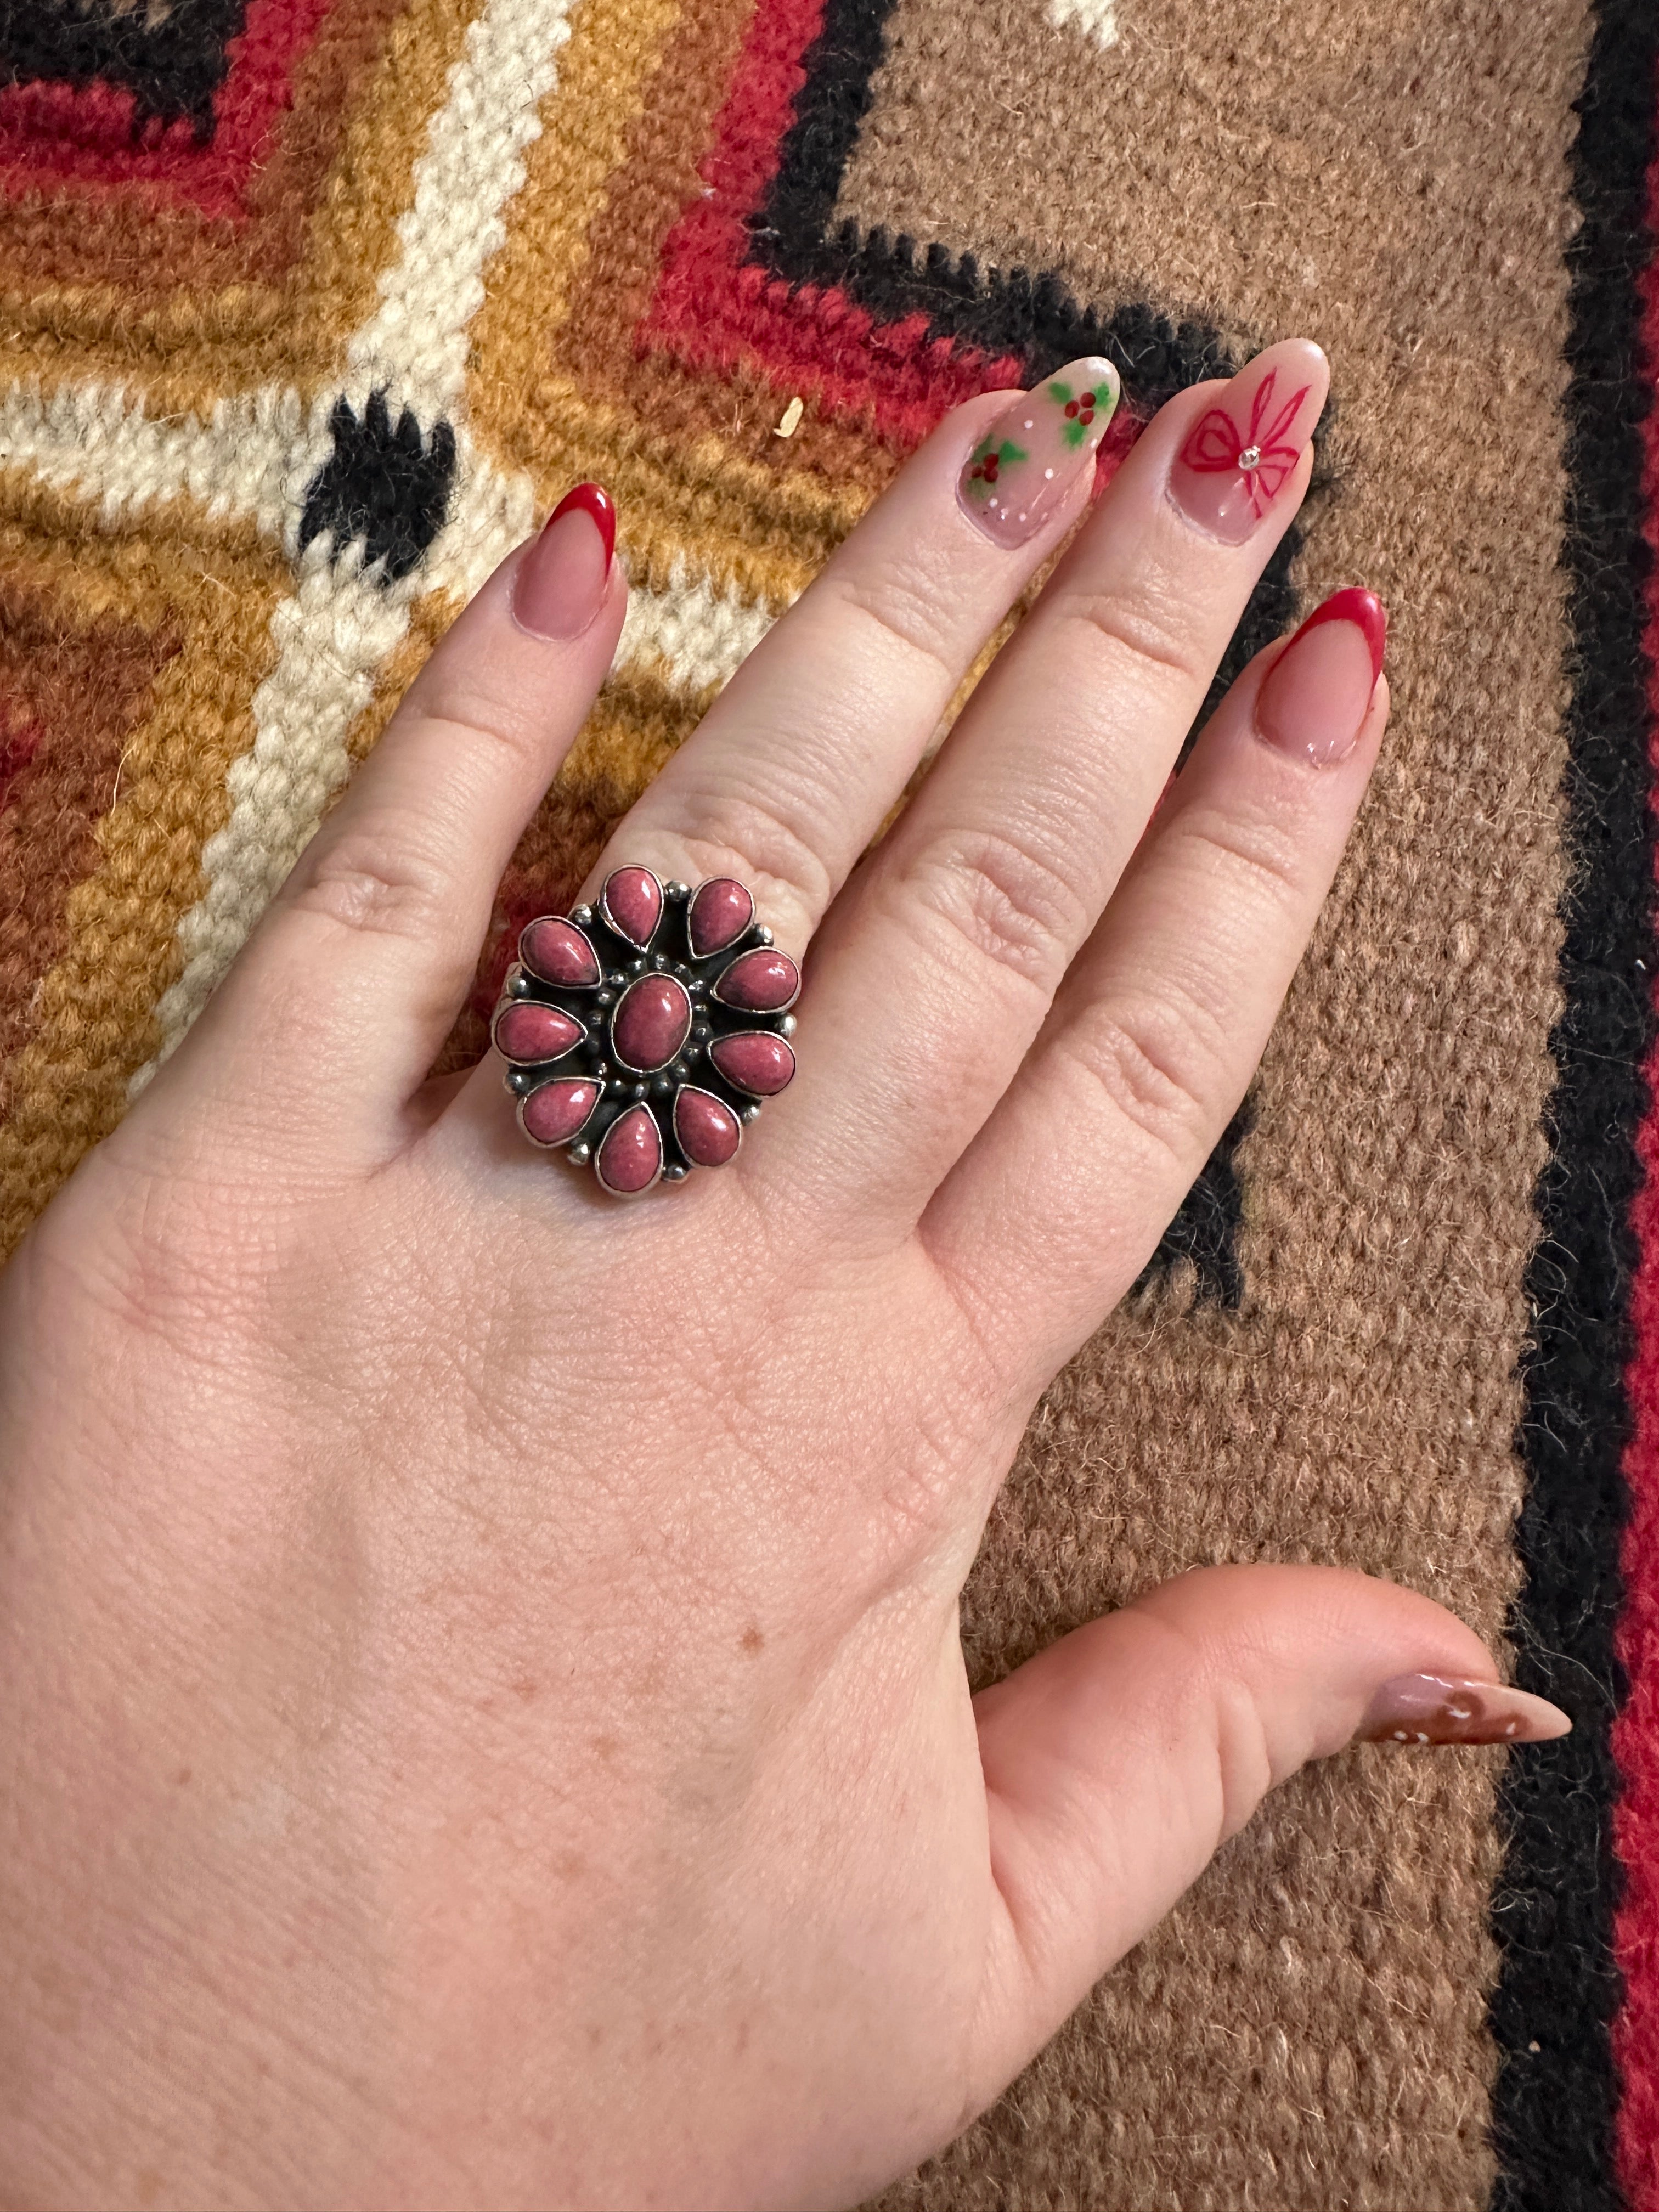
[492,870,797,1194]
[515,1076,601,1150]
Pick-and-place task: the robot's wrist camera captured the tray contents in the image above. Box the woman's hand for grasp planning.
[0,341,1566,2212]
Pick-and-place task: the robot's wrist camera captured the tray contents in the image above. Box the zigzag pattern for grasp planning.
[2,3,1654,2209]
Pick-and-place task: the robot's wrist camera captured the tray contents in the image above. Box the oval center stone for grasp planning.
[611,973,692,1071]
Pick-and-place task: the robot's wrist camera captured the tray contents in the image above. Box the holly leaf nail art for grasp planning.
[964,435,1029,500]
[1048,377,1105,448]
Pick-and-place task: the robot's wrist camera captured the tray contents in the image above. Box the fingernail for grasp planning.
[1168,346,1324,544]
[957,357,1121,548]
[1358,1674,1572,1747]
[512,482,617,640]
[1254,588,1387,768]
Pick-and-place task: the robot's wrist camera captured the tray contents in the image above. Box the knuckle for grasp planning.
[405,686,552,775]
[1149,1618,1276,1841]
[1054,577,1209,696]
[31,1146,280,1363]
[283,822,452,946]
[818,565,959,695]
[1172,799,1307,908]
[660,781,837,928]
[1059,992,1222,1171]
[899,825,1087,998]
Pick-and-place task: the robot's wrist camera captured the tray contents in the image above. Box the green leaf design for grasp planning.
[1047,380,1074,404]
[1062,419,1087,449]
[963,435,1029,501]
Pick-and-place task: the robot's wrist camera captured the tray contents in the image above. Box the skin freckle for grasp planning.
[740,1626,764,1656]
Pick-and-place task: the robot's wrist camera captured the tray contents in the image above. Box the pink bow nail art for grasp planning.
[1168,348,1324,544]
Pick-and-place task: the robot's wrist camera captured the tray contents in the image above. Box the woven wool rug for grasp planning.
[2,0,1657,2205]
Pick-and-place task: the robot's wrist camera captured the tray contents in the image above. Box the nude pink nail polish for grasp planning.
[1357,1674,1572,1747]
[957,357,1121,548]
[512,482,616,640]
[1254,588,1387,768]
[1168,348,1325,544]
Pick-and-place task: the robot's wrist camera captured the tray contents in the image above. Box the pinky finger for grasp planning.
[922,589,1389,1383]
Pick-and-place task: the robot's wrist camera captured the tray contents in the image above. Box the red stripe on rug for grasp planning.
[641,0,1026,447]
[1613,101,1659,2212]
[0,0,337,218]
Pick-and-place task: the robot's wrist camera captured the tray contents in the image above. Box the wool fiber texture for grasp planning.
[2,1,1657,2206]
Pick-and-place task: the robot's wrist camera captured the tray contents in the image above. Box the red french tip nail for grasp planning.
[548,481,616,572]
[1288,586,1387,686]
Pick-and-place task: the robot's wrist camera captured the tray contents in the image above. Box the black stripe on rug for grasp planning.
[1489,0,1659,2203]
[0,0,248,135]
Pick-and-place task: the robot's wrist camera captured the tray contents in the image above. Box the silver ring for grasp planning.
[492,868,798,1197]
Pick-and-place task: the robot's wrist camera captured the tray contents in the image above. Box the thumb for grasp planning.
[968,1563,1568,2097]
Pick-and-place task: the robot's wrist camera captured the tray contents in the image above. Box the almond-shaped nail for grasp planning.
[1357,1674,1572,1747]
[957,357,1121,548]
[1254,587,1387,768]
[512,482,616,640]
[1168,342,1326,545]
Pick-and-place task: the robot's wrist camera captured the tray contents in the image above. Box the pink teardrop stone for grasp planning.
[710,1031,795,1097]
[596,1103,662,1194]
[714,947,799,1012]
[520,916,600,988]
[601,866,663,949]
[673,1085,741,1167]
[521,1078,599,1147]
[611,974,692,1071]
[494,1001,584,1063]
[687,877,754,958]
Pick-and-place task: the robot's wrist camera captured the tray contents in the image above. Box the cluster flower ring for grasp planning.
[491,867,799,1197]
